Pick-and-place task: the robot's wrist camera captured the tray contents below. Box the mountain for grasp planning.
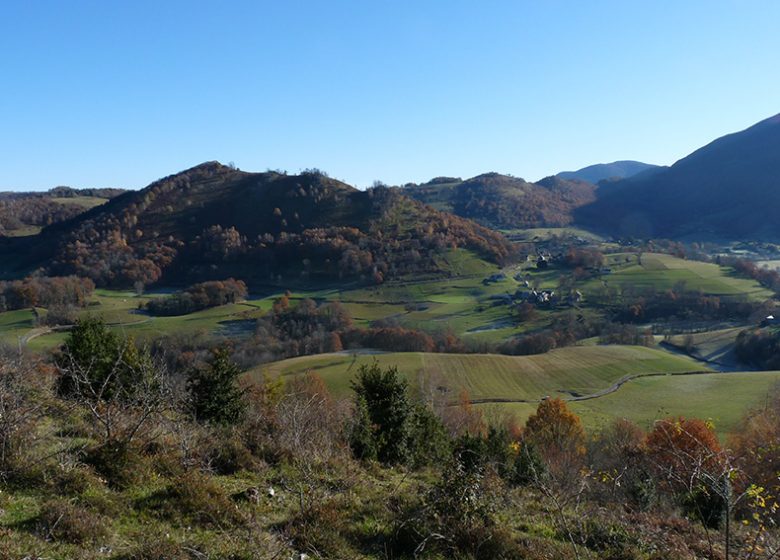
[403,173,596,230]
[575,114,780,239]
[557,161,659,184]
[0,163,512,287]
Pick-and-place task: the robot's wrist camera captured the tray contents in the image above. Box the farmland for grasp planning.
[1,249,773,355]
[254,346,779,435]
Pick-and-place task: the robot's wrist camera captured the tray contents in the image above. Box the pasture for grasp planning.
[252,345,705,403]
[255,346,779,437]
[582,253,773,299]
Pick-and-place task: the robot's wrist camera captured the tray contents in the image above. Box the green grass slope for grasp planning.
[252,345,706,403]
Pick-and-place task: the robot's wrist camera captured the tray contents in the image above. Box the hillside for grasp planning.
[404,172,596,229]
[0,186,125,237]
[557,160,658,183]
[575,114,780,239]
[0,163,513,287]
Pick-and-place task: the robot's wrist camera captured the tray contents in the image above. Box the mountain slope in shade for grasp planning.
[404,173,596,230]
[557,160,659,184]
[0,162,513,287]
[575,114,780,239]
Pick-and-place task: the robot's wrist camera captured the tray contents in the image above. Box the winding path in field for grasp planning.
[465,368,724,406]
[18,315,154,346]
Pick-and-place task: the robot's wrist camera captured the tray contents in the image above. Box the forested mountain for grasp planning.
[0,187,125,236]
[557,160,658,184]
[403,172,596,230]
[575,114,780,239]
[0,163,512,287]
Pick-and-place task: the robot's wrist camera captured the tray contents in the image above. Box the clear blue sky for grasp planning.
[1,0,779,190]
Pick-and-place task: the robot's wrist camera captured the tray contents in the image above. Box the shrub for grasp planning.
[0,351,53,483]
[349,362,413,465]
[160,470,243,527]
[393,459,517,559]
[284,498,353,558]
[206,433,257,475]
[34,499,109,544]
[117,539,191,560]
[84,442,148,488]
[407,403,451,468]
[188,347,247,426]
[275,372,348,463]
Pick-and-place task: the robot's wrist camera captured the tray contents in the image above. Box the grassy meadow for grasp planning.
[254,347,779,436]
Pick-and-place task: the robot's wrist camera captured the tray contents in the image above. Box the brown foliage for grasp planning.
[523,398,586,480]
[645,417,722,488]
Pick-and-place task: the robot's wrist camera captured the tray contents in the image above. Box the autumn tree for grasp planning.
[520,398,588,558]
[523,397,586,480]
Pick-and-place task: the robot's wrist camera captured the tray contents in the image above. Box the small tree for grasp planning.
[524,397,586,482]
[55,316,140,398]
[521,398,589,559]
[349,362,413,465]
[55,320,174,486]
[188,347,247,426]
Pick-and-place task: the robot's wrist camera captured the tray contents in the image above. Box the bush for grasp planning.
[392,459,518,559]
[284,498,354,558]
[207,433,257,475]
[349,362,414,465]
[34,498,109,544]
[84,442,147,488]
[118,541,190,560]
[158,470,243,527]
[188,347,247,426]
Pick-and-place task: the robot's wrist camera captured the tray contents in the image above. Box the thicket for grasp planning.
[0,275,95,312]
[145,278,248,316]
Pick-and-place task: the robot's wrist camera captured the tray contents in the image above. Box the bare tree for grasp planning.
[56,340,174,451]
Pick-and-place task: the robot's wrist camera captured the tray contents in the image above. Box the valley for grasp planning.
[0,118,779,560]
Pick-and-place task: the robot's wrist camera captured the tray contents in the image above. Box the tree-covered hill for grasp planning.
[403,172,596,230]
[0,163,513,288]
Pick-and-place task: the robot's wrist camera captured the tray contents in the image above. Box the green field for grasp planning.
[583,253,773,299]
[254,346,778,436]
[484,370,780,437]
[2,247,772,353]
[252,345,706,402]
[51,195,109,209]
[666,327,744,365]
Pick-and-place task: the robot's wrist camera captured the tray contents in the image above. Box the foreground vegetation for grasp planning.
[3,318,780,559]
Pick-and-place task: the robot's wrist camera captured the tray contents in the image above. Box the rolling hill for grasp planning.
[575,113,780,239]
[0,163,513,288]
[0,187,125,237]
[557,160,658,184]
[403,172,596,230]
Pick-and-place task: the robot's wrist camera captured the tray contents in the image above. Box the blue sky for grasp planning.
[1,0,778,190]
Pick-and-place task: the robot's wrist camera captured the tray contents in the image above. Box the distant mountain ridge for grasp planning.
[403,173,596,230]
[575,113,780,239]
[557,161,659,184]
